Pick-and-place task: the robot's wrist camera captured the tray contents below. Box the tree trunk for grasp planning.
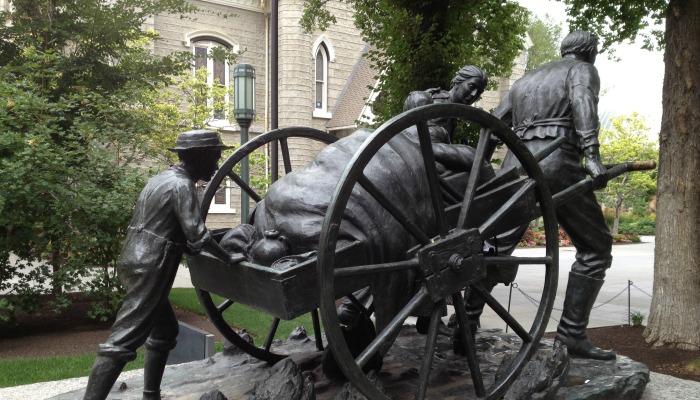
[644,0,700,349]
[613,198,622,236]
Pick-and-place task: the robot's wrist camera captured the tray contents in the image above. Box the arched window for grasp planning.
[185,32,239,214]
[315,44,328,112]
[193,39,231,123]
[312,37,334,118]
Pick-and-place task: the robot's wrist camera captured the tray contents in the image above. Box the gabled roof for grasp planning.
[326,44,378,131]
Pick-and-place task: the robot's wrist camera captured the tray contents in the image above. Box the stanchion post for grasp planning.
[506,283,514,333]
[628,280,632,325]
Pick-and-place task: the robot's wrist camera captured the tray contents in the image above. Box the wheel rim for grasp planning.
[317,103,558,399]
[196,127,337,363]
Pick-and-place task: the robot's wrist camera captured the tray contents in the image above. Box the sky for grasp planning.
[515,0,664,136]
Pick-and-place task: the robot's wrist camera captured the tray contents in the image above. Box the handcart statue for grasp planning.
[187,52,654,400]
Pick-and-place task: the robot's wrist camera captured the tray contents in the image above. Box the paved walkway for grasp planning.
[479,236,655,332]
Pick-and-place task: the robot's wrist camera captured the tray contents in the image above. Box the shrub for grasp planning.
[519,227,640,247]
[630,310,645,326]
[619,214,656,235]
[612,233,641,244]
[519,226,571,247]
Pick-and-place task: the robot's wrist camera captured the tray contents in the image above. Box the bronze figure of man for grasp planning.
[481,30,615,360]
[83,130,239,400]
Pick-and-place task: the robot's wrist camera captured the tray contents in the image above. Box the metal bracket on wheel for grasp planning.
[417,229,486,302]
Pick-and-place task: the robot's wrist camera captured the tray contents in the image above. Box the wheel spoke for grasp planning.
[457,129,491,231]
[346,292,371,314]
[217,299,234,313]
[333,259,420,278]
[416,121,448,238]
[479,178,536,238]
[356,290,429,368]
[471,284,532,343]
[483,255,552,267]
[415,301,443,400]
[358,175,431,245]
[280,137,293,174]
[226,171,263,203]
[451,291,485,397]
[263,318,282,351]
[475,136,566,195]
[311,309,324,351]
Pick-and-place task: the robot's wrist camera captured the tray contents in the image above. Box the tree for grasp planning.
[0,0,202,321]
[526,14,563,71]
[301,0,530,124]
[559,0,700,348]
[597,113,658,234]
[149,66,271,194]
[143,66,238,167]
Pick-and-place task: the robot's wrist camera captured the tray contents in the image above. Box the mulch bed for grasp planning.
[546,325,700,382]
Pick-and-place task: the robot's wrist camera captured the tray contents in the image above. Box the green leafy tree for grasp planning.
[526,14,563,71]
[301,0,529,124]
[597,113,658,234]
[149,65,271,196]
[559,0,700,348]
[144,66,238,167]
[0,0,201,321]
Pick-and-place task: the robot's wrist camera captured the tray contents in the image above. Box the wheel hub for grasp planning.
[417,229,486,302]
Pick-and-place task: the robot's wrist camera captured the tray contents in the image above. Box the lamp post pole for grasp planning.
[233,64,256,224]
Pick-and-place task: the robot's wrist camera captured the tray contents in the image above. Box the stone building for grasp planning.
[146,0,530,227]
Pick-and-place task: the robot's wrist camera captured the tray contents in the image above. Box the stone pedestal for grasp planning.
[52,327,649,400]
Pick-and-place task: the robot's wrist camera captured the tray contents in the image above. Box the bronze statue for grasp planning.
[83,130,240,400]
[477,31,615,360]
[427,65,489,142]
[317,67,490,328]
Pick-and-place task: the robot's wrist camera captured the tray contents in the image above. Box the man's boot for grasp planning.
[337,287,373,326]
[556,271,616,360]
[142,349,170,400]
[83,356,127,400]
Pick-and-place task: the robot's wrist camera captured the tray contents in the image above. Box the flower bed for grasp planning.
[518,227,640,247]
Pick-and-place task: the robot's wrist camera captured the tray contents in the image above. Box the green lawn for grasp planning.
[168,287,318,345]
[0,288,318,388]
[0,351,145,388]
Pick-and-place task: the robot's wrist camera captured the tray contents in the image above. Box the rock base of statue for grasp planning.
[51,326,648,400]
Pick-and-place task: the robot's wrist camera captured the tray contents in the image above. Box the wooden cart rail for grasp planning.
[188,240,367,321]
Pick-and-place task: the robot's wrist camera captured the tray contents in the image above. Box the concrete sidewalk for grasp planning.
[479,235,655,332]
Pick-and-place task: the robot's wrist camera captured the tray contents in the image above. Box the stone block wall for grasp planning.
[277,0,366,169]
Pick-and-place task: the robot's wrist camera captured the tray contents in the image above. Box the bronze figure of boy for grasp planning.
[83,130,238,400]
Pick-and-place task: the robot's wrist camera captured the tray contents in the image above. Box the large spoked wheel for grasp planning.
[196,127,337,364]
[317,103,559,399]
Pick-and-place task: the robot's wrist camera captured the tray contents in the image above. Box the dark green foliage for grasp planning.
[301,0,529,125]
[559,0,667,51]
[0,0,200,321]
[618,215,656,236]
[526,14,563,71]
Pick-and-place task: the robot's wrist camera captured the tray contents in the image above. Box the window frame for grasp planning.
[312,37,335,119]
[191,39,233,127]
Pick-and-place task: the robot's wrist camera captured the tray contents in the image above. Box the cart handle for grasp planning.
[553,160,656,208]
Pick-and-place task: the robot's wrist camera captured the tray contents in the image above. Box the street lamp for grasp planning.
[233,63,255,224]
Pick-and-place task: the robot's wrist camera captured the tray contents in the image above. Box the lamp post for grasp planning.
[233,63,255,224]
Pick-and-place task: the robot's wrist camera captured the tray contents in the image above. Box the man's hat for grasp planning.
[167,129,233,152]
